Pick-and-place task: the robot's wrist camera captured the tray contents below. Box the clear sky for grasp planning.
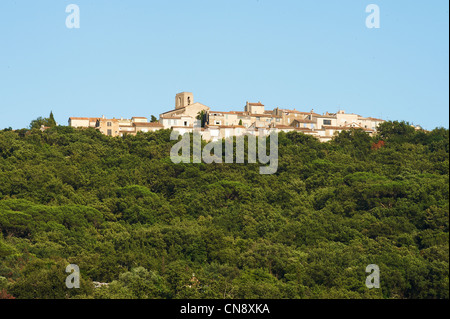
[0,0,448,130]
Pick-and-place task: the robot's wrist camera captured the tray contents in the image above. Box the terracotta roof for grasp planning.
[99,118,119,122]
[134,122,163,127]
[279,109,321,115]
[209,111,239,115]
[291,119,314,124]
[69,117,99,121]
[251,113,276,118]
[230,111,247,115]
[248,102,264,106]
[281,109,304,114]
[275,125,295,129]
[162,116,182,119]
[160,108,185,115]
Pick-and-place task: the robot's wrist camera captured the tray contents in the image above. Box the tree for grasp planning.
[29,111,57,129]
[151,115,158,123]
[376,120,416,142]
[0,289,15,299]
[0,119,448,300]
[29,117,46,129]
[331,128,373,158]
[48,111,57,127]
[196,111,207,128]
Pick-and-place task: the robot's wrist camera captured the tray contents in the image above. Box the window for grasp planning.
[323,119,332,125]
[107,129,112,136]
[214,120,221,125]
[107,122,112,127]
[184,121,188,126]
[187,97,191,105]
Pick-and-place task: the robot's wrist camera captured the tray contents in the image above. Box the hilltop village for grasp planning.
[68,92,386,142]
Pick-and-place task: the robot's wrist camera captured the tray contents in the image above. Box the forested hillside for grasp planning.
[0,121,448,299]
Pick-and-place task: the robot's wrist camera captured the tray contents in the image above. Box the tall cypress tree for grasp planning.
[48,111,57,127]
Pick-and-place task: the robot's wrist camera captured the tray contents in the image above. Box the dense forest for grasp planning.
[0,121,448,299]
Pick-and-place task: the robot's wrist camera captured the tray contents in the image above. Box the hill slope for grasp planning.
[0,121,448,299]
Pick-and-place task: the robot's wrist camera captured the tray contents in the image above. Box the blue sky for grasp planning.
[0,0,448,130]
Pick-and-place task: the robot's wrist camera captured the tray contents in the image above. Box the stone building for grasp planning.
[69,92,385,142]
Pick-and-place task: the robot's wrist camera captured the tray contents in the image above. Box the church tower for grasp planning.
[175,92,194,109]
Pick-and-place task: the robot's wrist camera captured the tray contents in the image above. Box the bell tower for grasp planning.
[175,92,194,109]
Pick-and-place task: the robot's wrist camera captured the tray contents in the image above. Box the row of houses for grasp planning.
[68,92,386,142]
[68,116,164,136]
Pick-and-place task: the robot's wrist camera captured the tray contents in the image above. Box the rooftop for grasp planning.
[134,122,164,127]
